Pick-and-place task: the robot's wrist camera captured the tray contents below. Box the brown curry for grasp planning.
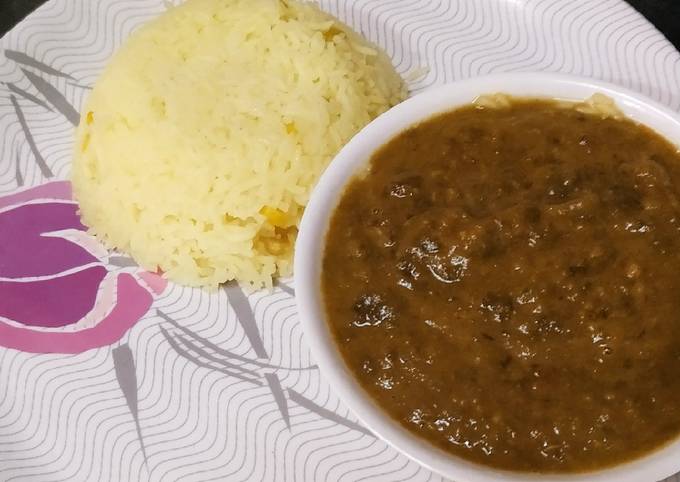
[321,97,680,472]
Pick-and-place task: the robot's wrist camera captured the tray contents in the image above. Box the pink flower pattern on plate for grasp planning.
[0,181,166,353]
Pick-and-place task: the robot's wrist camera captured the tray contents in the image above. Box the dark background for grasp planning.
[627,0,680,49]
[1,0,679,49]
[2,0,44,35]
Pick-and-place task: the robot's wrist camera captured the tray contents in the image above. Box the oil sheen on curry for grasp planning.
[321,96,680,472]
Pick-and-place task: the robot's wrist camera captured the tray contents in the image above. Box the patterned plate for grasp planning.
[1,1,679,481]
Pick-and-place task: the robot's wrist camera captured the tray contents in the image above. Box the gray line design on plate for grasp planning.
[108,255,137,268]
[157,309,316,370]
[4,82,54,112]
[9,94,52,178]
[223,283,268,358]
[274,279,295,296]
[66,81,92,90]
[112,344,148,465]
[4,49,75,79]
[265,373,291,429]
[288,389,375,437]
[159,325,263,385]
[21,68,80,126]
[14,151,23,187]
[173,332,260,380]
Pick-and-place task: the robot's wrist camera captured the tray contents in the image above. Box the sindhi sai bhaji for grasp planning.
[322,96,680,472]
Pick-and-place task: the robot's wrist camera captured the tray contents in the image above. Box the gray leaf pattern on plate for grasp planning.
[112,343,149,464]
[4,49,75,79]
[21,68,80,125]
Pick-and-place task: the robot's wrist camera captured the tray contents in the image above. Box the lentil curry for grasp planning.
[321,96,680,472]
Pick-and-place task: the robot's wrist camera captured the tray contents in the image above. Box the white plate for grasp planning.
[1,1,679,481]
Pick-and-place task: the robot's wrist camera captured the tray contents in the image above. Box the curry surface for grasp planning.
[322,99,680,472]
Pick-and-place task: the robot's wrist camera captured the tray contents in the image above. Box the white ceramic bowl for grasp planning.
[294,72,680,482]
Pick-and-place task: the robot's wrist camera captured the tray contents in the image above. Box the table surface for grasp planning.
[1,0,680,51]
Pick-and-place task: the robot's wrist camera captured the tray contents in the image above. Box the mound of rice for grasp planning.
[72,0,406,289]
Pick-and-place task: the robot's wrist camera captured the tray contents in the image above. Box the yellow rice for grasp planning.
[71,0,406,289]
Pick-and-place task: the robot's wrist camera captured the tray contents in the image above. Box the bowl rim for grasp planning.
[294,71,680,482]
